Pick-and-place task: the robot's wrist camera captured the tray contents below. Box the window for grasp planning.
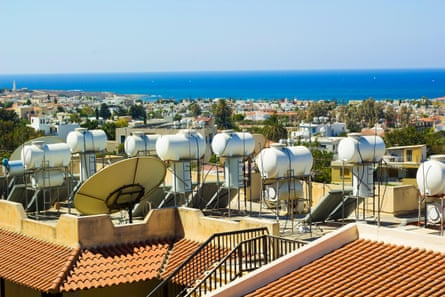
[406,150,412,162]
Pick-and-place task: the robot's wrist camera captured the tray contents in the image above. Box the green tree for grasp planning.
[189,102,202,117]
[0,101,13,108]
[384,126,427,148]
[343,98,385,131]
[102,122,116,140]
[425,131,445,155]
[344,104,361,132]
[307,101,336,121]
[173,113,182,121]
[311,149,334,183]
[211,99,234,130]
[99,103,111,120]
[262,114,287,142]
[385,126,445,156]
[359,98,384,128]
[384,105,397,128]
[115,118,128,128]
[114,106,128,117]
[129,104,146,120]
[398,105,413,128]
[80,106,95,117]
[0,109,18,122]
[232,114,245,122]
[0,110,42,159]
[70,113,81,123]
[81,119,99,130]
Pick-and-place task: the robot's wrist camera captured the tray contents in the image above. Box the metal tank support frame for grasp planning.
[340,159,384,225]
[205,130,256,217]
[258,170,313,235]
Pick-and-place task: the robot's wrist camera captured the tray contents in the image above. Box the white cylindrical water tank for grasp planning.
[124,132,160,157]
[430,155,445,162]
[31,170,65,188]
[66,128,107,153]
[417,159,445,196]
[22,142,71,169]
[337,134,386,163]
[211,130,255,157]
[256,144,313,178]
[156,130,206,161]
[265,180,303,201]
[3,160,25,176]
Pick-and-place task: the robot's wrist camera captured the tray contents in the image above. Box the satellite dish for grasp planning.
[74,156,166,222]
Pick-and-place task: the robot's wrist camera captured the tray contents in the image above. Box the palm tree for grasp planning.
[262,114,287,142]
[212,99,234,129]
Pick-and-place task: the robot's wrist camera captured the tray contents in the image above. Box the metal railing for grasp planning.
[186,235,306,296]
[147,227,268,297]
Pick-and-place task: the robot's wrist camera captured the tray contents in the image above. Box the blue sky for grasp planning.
[1,0,444,74]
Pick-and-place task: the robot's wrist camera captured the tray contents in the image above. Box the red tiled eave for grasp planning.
[0,228,184,293]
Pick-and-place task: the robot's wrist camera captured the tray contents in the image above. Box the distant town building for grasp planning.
[290,119,347,141]
[28,116,80,141]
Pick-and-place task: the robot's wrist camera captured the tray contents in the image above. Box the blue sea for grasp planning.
[0,69,444,102]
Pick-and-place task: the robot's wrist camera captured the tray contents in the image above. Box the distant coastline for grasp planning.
[1,69,444,102]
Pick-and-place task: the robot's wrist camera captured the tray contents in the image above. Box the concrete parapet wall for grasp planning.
[73,208,180,247]
[378,184,418,215]
[310,182,345,206]
[0,202,181,247]
[177,207,279,242]
[310,182,419,216]
[357,223,445,253]
[0,201,278,248]
[0,200,27,232]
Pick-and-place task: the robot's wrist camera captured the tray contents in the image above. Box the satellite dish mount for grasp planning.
[106,183,145,223]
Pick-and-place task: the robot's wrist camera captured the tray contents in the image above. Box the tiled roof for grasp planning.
[245,239,445,297]
[161,238,202,283]
[161,238,229,286]
[0,228,77,293]
[60,241,171,292]
[0,228,177,293]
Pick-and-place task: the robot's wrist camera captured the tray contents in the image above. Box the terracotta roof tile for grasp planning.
[161,238,202,280]
[161,238,230,286]
[60,240,170,292]
[0,228,186,293]
[0,228,77,293]
[245,239,445,297]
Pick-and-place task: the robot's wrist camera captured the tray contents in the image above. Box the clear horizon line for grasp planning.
[1,66,445,76]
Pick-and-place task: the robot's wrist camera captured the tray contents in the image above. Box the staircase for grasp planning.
[185,235,306,296]
[147,227,268,297]
[147,228,306,297]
